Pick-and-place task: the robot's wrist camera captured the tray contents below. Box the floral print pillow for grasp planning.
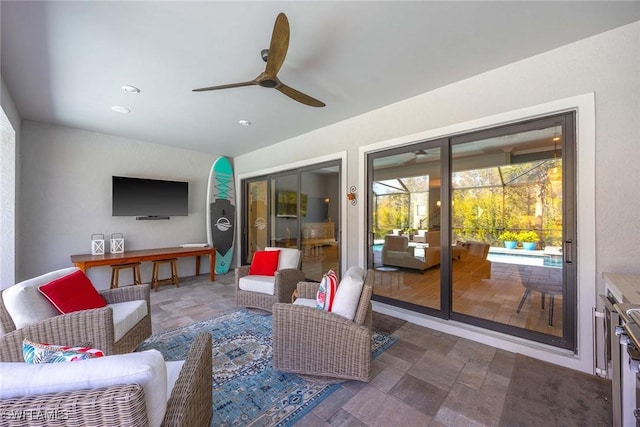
[23,339,104,364]
[316,269,338,310]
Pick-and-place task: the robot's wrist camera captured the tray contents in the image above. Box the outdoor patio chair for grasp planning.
[235,247,305,312]
[453,241,492,280]
[0,267,152,356]
[272,267,373,382]
[0,332,213,427]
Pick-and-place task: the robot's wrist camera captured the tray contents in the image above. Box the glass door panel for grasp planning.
[271,174,299,249]
[450,119,568,340]
[300,165,340,281]
[368,145,443,312]
[246,180,268,262]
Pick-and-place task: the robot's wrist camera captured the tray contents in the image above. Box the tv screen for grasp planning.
[276,191,307,218]
[112,176,188,217]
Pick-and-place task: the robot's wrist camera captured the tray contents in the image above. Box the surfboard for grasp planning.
[206,156,235,275]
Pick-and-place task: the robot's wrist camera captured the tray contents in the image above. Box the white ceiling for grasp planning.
[2,1,640,157]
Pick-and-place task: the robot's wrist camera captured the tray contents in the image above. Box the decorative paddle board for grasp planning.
[207,156,235,275]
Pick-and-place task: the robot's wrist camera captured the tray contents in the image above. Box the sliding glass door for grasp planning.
[368,142,444,313]
[246,180,268,260]
[242,161,341,281]
[366,112,576,349]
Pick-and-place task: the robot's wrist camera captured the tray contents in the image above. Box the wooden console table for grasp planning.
[70,246,216,282]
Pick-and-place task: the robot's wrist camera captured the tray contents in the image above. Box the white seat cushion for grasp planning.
[109,300,148,342]
[0,349,167,427]
[292,298,317,307]
[2,267,79,329]
[265,247,300,270]
[166,360,185,400]
[238,275,275,295]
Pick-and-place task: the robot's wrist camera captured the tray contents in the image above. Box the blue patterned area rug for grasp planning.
[137,309,397,426]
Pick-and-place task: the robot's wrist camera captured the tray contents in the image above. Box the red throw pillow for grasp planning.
[39,270,107,314]
[248,250,281,276]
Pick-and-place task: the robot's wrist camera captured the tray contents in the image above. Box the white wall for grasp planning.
[234,21,640,373]
[0,77,20,288]
[19,121,216,288]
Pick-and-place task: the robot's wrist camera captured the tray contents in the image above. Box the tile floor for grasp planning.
[149,274,609,427]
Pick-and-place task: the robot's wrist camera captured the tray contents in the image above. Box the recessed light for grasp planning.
[238,120,251,126]
[121,85,140,93]
[111,105,130,114]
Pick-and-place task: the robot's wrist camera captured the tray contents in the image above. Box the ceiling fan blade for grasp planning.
[264,13,289,77]
[192,80,257,92]
[277,83,325,107]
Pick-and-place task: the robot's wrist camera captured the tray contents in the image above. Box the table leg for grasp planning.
[196,256,201,276]
[209,252,215,282]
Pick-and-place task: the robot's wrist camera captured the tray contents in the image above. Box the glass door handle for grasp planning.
[564,239,573,263]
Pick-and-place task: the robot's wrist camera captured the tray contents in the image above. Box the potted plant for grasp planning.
[499,231,518,249]
[406,228,416,241]
[518,230,539,250]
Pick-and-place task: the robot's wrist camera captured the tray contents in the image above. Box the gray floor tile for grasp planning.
[448,338,497,365]
[488,349,516,377]
[343,385,433,427]
[375,351,413,372]
[326,409,368,427]
[436,382,504,426]
[409,350,465,391]
[456,359,491,390]
[388,373,449,417]
[311,387,356,421]
[296,411,332,427]
[369,364,404,393]
[384,338,429,364]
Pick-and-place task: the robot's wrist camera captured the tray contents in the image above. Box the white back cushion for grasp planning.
[265,247,300,270]
[331,275,365,321]
[2,267,79,329]
[343,266,365,281]
[0,349,168,427]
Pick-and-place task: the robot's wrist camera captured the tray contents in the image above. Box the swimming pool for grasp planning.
[372,243,562,268]
[487,248,562,268]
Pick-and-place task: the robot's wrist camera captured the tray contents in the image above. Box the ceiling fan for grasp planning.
[402,149,434,165]
[192,13,325,108]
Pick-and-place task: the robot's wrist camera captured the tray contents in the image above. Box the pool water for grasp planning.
[371,243,562,268]
[487,250,562,268]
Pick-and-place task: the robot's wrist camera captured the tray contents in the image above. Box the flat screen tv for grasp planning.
[112,176,188,219]
[276,191,307,218]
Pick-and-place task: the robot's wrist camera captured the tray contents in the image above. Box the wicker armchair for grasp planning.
[0,283,152,356]
[272,269,374,382]
[235,247,305,312]
[0,332,213,427]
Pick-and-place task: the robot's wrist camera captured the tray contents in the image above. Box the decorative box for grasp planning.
[110,233,125,253]
[91,234,105,255]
